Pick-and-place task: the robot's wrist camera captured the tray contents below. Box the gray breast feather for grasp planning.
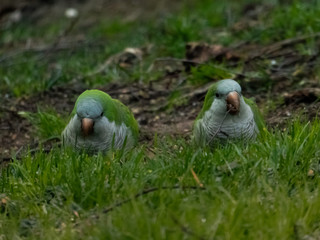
[62,115,134,153]
[194,109,257,146]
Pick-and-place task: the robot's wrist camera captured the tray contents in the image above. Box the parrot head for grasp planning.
[76,98,104,137]
[193,79,260,146]
[63,89,139,153]
[210,79,242,116]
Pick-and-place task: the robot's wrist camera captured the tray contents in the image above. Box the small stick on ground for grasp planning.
[208,109,230,144]
[171,215,207,240]
[190,168,204,188]
[103,185,206,214]
[40,17,79,60]
[246,31,320,62]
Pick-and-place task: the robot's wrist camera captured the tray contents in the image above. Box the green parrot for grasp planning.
[193,79,264,146]
[62,89,139,153]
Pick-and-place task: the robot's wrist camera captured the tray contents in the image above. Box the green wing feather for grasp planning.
[71,90,139,141]
[244,97,265,131]
[195,83,218,121]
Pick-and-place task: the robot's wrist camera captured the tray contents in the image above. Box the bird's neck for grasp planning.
[204,98,253,125]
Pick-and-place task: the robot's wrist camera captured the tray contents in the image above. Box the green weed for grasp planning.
[0,120,320,238]
[239,2,320,44]
[189,64,235,85]
[19,108,67,141]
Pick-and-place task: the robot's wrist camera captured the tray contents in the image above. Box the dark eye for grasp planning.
[215,93,220,98]
[100,112,104,117]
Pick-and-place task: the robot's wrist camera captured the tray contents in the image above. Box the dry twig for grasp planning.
[103,185,206,214]
[171,215,207,240]
[190,168,204,188]
[208,109,231,144]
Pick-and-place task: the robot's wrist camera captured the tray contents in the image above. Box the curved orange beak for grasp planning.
[81,118,94,136]
[226,91,240,115]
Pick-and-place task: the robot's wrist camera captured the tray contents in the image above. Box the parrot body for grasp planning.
[62,90,139,153]
[193,79,263,146]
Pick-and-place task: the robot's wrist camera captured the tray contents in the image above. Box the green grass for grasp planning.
[1,120,320,239]
[189,64,235,85]
[238,1,320,44]
[18,108,68,141]
[2,1,320,238]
